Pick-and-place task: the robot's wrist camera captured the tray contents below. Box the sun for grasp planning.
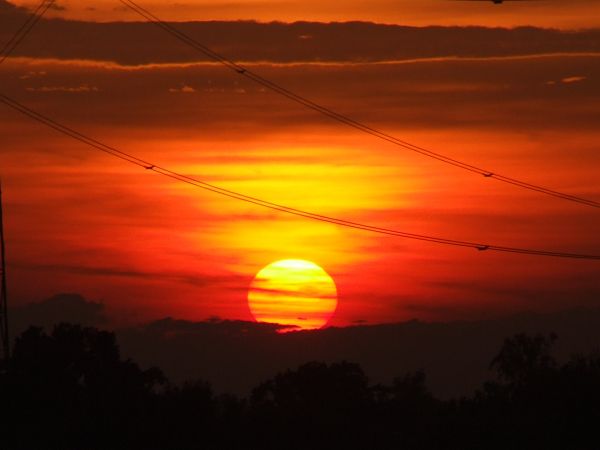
[248,259,338,331]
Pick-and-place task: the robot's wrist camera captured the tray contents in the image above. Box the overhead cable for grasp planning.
[0,92,599,260]
[0,0,598,260]
[0,0,55,64]
[118,0,600,210]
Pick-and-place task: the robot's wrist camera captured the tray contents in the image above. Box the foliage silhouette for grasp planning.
[490,332,558,384]
[2,324,165,450]
[1,325,600,450]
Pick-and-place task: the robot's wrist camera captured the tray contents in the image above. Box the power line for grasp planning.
[0,0,55,65]
[0,0,55,363]
[0,181,9,363]
[0,93,599,260]
[118,0,600,210]
[0,0,597,260]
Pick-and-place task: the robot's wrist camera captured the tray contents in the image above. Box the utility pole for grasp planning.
[0,181,9,363]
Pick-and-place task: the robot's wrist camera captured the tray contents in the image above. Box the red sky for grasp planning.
[0,1,599,327]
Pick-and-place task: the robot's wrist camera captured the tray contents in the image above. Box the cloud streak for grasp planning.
[1,7,600,65]
[1,5,598,327]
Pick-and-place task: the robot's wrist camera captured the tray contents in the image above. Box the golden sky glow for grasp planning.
[0,1,599,327]
[248,259,337,330]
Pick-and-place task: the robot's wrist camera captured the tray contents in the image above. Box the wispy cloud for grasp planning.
[13,261,244,289]
[25,84,99,93]
[168,84,196,93]
[561,75,587,84]
[2,11,600,65]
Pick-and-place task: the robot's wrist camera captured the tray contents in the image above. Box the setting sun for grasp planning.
[248,259,338,331]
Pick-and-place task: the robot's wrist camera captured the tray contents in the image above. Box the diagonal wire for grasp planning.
[0,92,599,260]
[0,0,598,260]
[0,0,55,64]
[118,0,600,209]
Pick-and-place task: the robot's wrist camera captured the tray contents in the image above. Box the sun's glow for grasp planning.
[248,259,338,331]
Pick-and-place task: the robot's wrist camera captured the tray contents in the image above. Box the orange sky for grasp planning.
[10,0,600,28]
[0,1,599,328]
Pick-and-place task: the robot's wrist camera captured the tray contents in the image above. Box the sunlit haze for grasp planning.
[0,0,598,329]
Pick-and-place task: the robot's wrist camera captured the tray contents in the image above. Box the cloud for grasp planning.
[13,261,244,289]
[48,2,67,11]
[140,316,293,335]
[10,293,107,334]
[168,84,196,93]
[4,52,599,136]
[19,70,47,80]
[25,84,99,92]
[1,13,600,65]
[546,75,588,86]
[0,0,27,15]
[561,75,587,84]
[352,319,368,324]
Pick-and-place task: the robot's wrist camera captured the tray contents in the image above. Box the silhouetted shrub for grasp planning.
[2,326,600,450]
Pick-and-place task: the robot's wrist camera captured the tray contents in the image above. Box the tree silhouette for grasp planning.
[2,324,165,450]
[490,332,557,385]
[456,332,600,450]
[250,361,373,449]
[2,325,600,450]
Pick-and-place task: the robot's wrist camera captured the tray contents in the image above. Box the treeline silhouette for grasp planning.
[1,324,599,450]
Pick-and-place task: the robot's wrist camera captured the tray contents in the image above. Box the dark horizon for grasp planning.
[3,318,600,450]
[9,292,600,399]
